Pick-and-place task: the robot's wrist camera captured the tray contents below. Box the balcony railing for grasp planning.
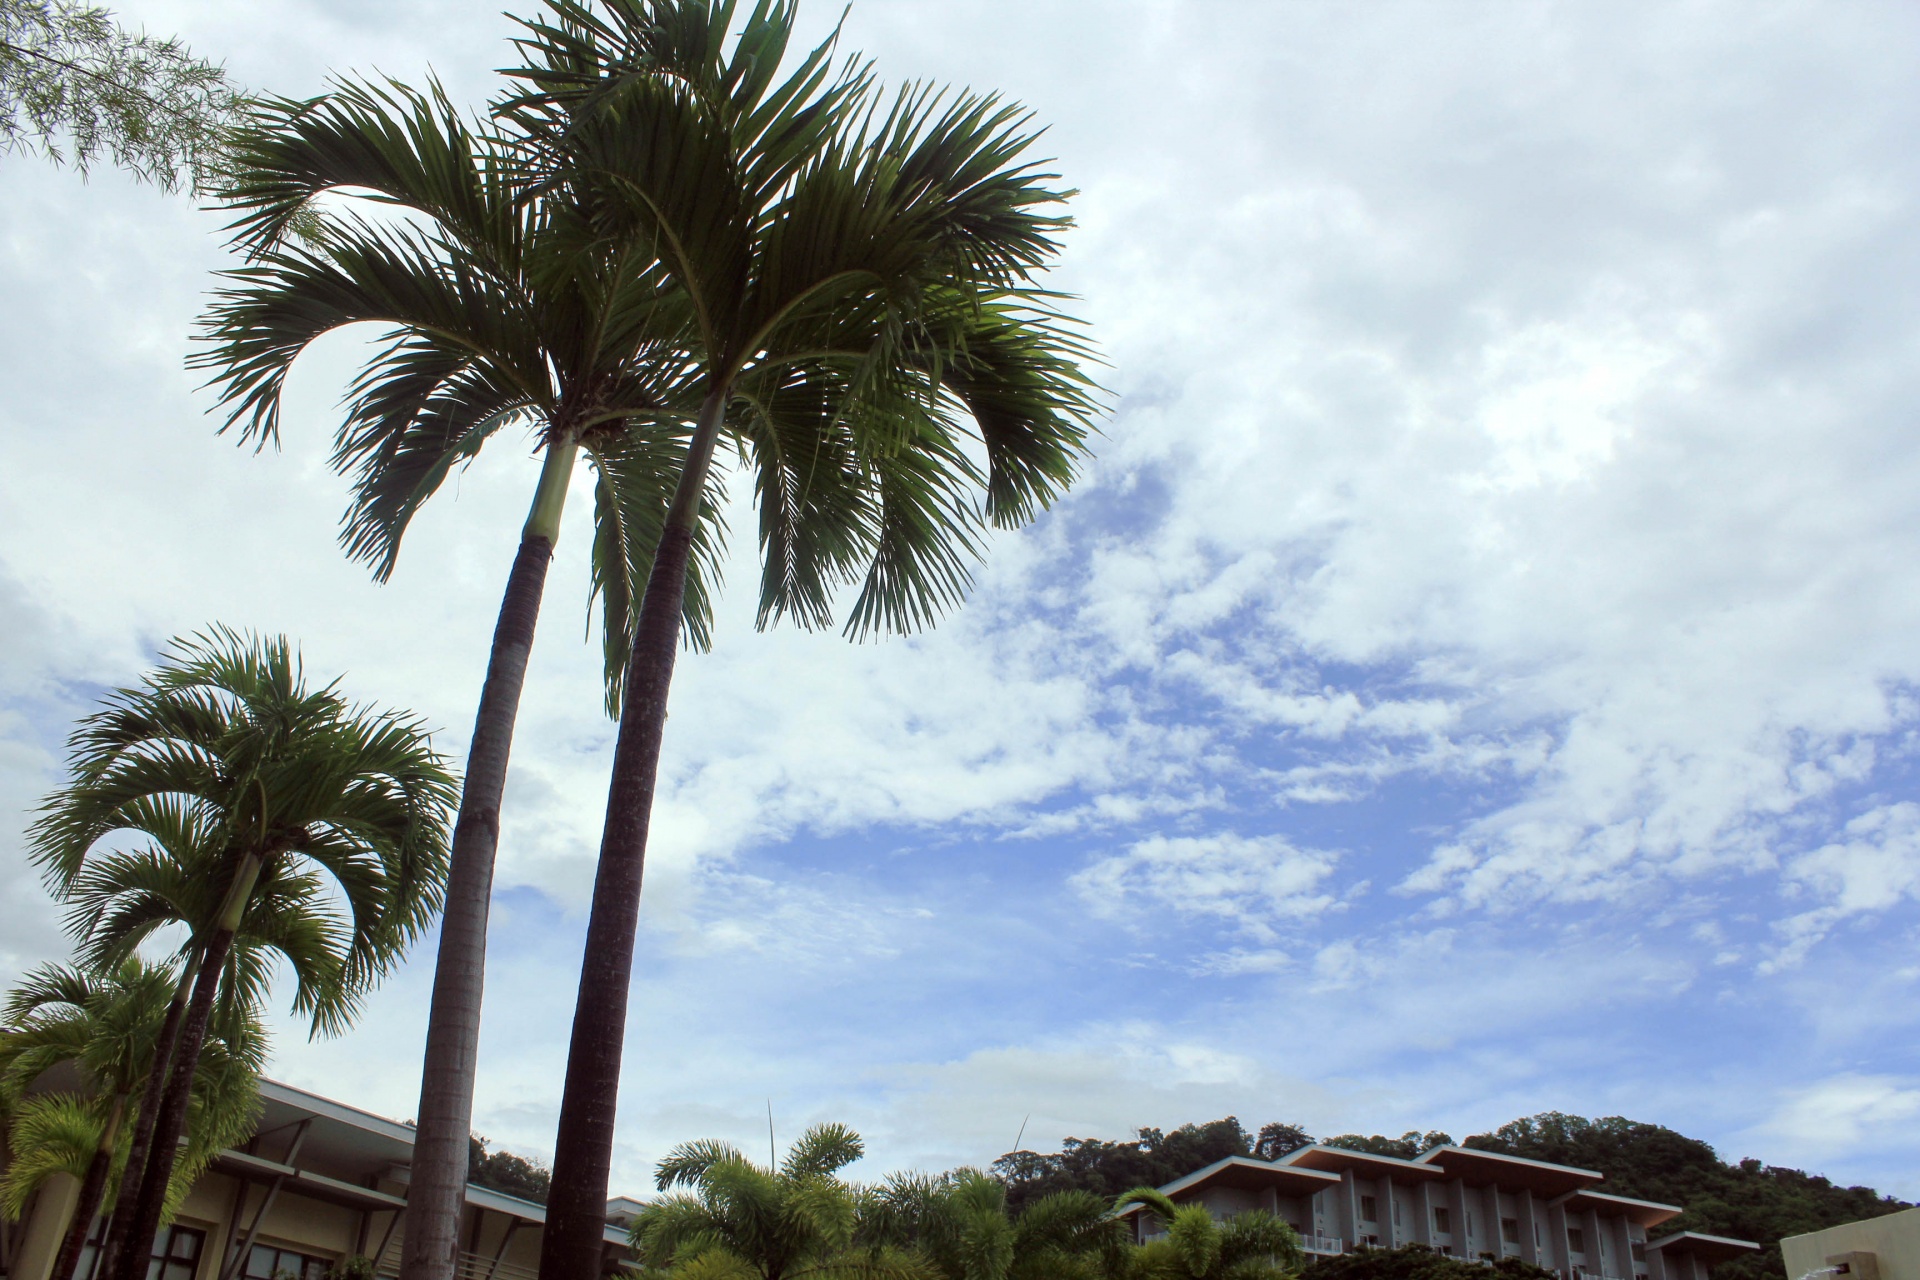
[372,1243,535,1280]
[1298,1236,1347,1256]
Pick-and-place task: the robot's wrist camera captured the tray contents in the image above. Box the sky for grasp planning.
[3,0,1919,1206]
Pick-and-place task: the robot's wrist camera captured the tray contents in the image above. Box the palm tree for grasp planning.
[864,1169,1124,1280]
[495,7,1098,1270]
[28,629,457,1280]
[1111,1190,1302,1280]
[0,960,263,1280]
[632,1123,925,1280]
[195,75,731,1280]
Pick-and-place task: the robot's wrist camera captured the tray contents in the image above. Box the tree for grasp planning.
[1320,1134,1453,1162]
[863,1167,1125,1280]
[632,1123,923,1280]
[0,0,239,189]
[469,1135,553,1204]
[496,7,1097,1270]
[0,959,263,1280]
[28,629,457,1280]
[1112,1188,1301,1280]
[994,1119,1286,1213]
[197,74,727,1280]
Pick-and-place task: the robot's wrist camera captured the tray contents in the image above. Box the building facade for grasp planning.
[1,1079,636,1280]
[1120,1142,1761,1280]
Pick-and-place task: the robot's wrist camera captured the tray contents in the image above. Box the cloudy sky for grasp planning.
[4,0,1919,1204]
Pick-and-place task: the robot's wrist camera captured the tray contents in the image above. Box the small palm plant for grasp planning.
[632,1123,927,1280]
[864,1167,1125,1280]
[1112,1190,1303,1280]
[0,959,262,1280]
[28,629,457,1280]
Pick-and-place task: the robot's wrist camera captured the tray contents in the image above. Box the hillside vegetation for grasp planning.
[992,1112,1908,1280]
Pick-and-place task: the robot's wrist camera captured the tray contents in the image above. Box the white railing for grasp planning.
[1298,1236,1347,1255]
[372,1243,535,1280]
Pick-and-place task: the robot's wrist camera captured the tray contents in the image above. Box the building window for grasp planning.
[148,1226,206,1280]
[1433,1207,1451,1234]
[1633,1243,1648,1263]
[1502,1217,1521,1245]
[1361,1195,1378,1223]
[1567,1228,1586,1255]
[243,1243,331,1280]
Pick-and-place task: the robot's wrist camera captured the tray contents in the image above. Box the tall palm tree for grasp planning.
[864,1169,1125,1280]
[0,960,263,1280]
[195,77,733,1280]
[633,1123,925,1280]
[28,629,457,1280]
[496,6,1098,1271]
[1111,1190,1302,1280]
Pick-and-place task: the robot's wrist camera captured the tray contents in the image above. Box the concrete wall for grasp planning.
[1782,1207,1920,1280]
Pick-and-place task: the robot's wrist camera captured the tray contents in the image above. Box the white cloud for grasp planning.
[1767,803,1920,970]
[1072,834,1342,940]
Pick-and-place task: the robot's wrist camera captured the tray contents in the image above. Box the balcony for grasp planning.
[1298,1236,1348,1256]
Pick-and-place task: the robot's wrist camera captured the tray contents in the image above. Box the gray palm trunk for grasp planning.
[402,440,576,1280]
[48,1095,124,1280]
[539,389,728,1280]
[108,868,254,1280]
[92,961,195,1280]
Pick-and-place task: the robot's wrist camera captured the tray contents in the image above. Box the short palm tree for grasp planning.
[1112,1190,1302,1280]
[0,960,263,1280]
[865,1168,1124,1280]
[496,7,1098,1271]
[28,629,456,1280]
[196,74,730,1279]
[633,1123,925,1280]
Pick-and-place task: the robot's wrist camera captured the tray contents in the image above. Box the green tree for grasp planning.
[0,959,263,1280]
[28,629,457,1280]
[1112,1189,1302,1280]
[865,1167,1124,1280]
[495,7,1097,1270]
[196,73,727,1280]
[994,1119,1297,1213]
[632,1123,924,1280]
[0,0,238,189]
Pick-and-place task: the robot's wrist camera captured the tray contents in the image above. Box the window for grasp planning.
[243,1243,331,1280]
[1433,1207,1451,1234]
[1502,1218,1521,1245]
[1567,1228,1586,1254]
[1361,1195,1378,1223]
[146,1226,206,1280]
[1633,1244,1648,1263]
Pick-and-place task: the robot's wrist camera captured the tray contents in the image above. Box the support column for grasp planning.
[1484,1185,1503,1258]
[13,1175,81,1280]
[1448,1180,1470,1257]
[1518,1192,1544,1267]
[1338,1170,1358,1250]
[1549,1201,1571,1277]
[1414,1182,1434,1248]
[1585,1209,1606,1279]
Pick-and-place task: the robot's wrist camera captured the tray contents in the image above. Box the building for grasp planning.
[1118,1142,1761,1280]
[2,1079,635,1280]
[1781,1205,1918,1280]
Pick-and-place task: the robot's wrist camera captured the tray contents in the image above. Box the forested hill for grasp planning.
[990,1113,1908,1280]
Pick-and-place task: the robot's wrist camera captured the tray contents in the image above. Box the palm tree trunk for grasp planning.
[109,855,262,1280]
[403,439,578,1280]
[539,389,729,1280]
[49,1094,126,1280]
[93,958,196,1280]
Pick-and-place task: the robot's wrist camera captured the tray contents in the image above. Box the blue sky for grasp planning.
[3,0,1919,1206]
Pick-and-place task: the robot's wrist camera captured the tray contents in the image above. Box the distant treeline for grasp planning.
[990,1112,1910,1280]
